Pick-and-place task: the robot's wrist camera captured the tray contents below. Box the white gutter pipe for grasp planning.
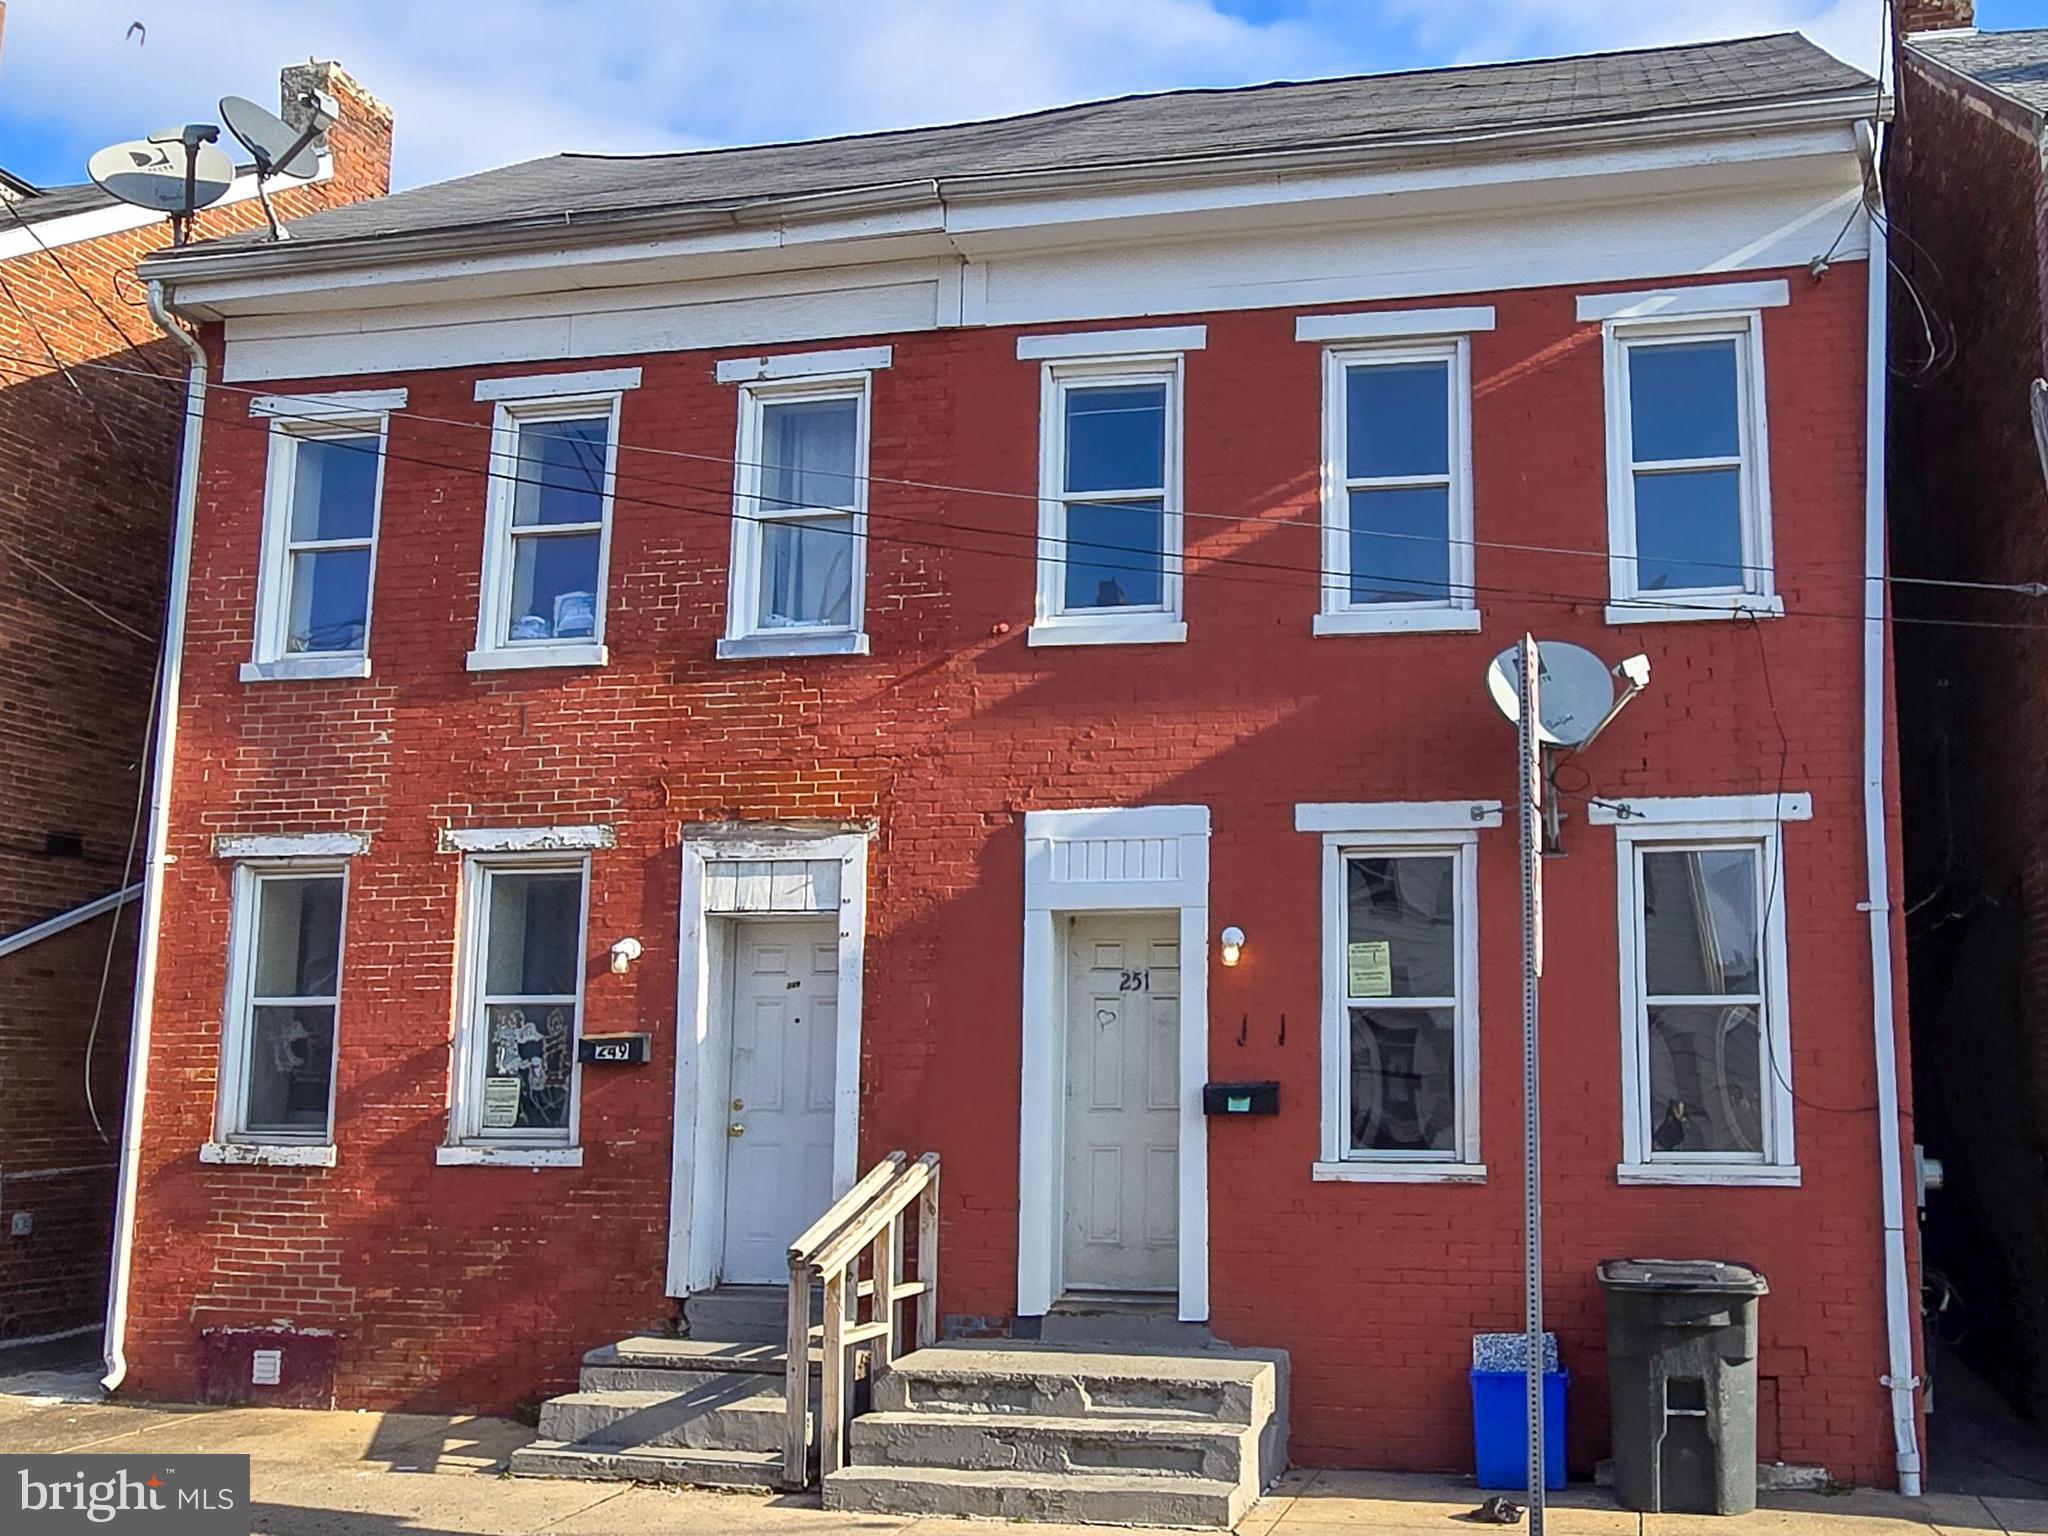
[1858,123,1924,1496]
[102,280,206,1393]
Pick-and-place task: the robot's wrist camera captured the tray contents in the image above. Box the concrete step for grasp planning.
[684,1284,813,1343]
[848,1409,1252,1482]
[823,1464,1248,1528]
[874,1345,1277,1426]
[510,1441,786,1490]
[579,1336,818,1392]
[537,1386,798,1453]
[1041,1295,1218,1350]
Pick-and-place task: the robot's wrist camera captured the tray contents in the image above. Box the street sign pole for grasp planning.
[1518,633,1546,1535]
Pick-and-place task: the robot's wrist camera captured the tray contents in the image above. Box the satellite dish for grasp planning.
[1487,640,1617,749]
[87,135,235,215]
[220,95,321,179]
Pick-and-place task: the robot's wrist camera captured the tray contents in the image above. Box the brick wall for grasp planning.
[1888,48,2048,1425]
[0,62,390,1343]
[120,263,1918,1480]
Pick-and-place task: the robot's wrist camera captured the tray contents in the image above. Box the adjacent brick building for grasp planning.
[111,36,1925,1485]
[0,62,390,1350]
[1887,0,2048,1432]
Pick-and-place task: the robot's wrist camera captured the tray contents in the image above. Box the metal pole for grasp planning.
[1518,633,1546,1534]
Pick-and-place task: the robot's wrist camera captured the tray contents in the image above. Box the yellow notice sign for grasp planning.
[1348,940,1392,998]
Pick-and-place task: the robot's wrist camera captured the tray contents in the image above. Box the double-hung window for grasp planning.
[449,855,590,1156]
[1600,795,1804,1184]
[1590,284,1780,621]
[1316,341,1477,634]
[721,376,870,657]
[1299,801,1493,1181]
[217,865,346,1150]
[245,390,400,682]
[470,369,637,671]
[1023,327,1198,647]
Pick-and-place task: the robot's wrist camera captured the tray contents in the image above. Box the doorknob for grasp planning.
[728,1122,746,1137]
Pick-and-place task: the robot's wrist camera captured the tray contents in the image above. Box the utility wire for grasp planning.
[10,349,2048,644]
[0,198,175,377]
[2,343,2042,618]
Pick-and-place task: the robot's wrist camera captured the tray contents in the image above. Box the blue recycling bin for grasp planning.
[1471,1367,1569,1490]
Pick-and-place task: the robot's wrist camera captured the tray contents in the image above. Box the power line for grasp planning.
[0,198,175,377]
[0,339,2015,598]
[6,347,2048,640]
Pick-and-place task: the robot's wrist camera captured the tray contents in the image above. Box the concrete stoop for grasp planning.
[821,1343,1290,1530]
[509,1286,815,1491]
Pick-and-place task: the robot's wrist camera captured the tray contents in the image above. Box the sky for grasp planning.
[4,0,2048,194]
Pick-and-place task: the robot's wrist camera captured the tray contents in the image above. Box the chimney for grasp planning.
[1896,0,1974,34]
[279,60,394,201]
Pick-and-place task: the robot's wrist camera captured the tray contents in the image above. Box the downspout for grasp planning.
[1857,120,1924,1496]
[102,279,206,1392]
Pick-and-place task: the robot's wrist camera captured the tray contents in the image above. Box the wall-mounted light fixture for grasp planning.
[1219,926,1246,968]
[610,937,644,975]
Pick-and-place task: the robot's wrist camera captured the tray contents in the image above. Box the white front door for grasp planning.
[721,919,838,1285]
[1062,913,1180,1295]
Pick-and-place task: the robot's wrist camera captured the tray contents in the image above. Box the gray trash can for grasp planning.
[1597,1259,1769,1515]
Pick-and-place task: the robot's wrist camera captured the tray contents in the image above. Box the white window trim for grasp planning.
[213,831,371,860]
[1295,307,1496,343]
[216,860,348,1150]
[1577,280,1791,324]
[436,1145,585,1168]
[246,410,391,678]
[1307,808,1486,1180]
[1315,338,1477,636]
[249,388,408,420]
[468,391,623,671]
[438,824,615,854]
[1016,326,1206,360]
[200,1141,337,1168]
[716,346,892,384]
[719,371,872,659]
[1029,353,1187,647]
[1609,800,1802,1186]
[474,367,642,403]
[448,852,592,1152]
[1600,309,1776,623]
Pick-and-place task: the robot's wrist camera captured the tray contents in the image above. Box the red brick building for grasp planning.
[110,36,1925,1488]
[0,62,390,1353]
[1887,0,2048,1436]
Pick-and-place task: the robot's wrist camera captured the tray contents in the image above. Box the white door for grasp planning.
[721,919,838,1285]
[1062,914,1180,1294]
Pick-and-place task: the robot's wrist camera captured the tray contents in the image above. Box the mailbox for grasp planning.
[578,1033,652,1065]
[1202,1080,1280,1116]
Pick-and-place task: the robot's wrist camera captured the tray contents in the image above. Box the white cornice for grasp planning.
[151,109,1871,316]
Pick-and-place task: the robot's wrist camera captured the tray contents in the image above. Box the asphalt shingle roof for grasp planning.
[188,32,1873,257]
[1910,28,2048,116]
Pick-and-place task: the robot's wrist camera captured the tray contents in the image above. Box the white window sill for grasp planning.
[1313,608,1482,638]
[1312,1160,1488,1185]
[436,1145,584,1168]
[1605,595,1783,627]
[240,656,371,684]
[200,1141,337,1168]
[466,643,608,673]
[717,630,871,661]
[1616,1162,1801,1188]
[1027,615,1187,649]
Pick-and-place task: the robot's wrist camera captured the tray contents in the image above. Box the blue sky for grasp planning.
[4,0,2047,193]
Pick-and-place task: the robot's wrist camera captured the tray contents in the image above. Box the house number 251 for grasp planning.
[1119,970,1150,992]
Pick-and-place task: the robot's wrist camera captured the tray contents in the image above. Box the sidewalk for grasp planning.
[1,1367,2038,1536]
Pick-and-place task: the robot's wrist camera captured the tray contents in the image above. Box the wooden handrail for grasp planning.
[782,1150,940,1488]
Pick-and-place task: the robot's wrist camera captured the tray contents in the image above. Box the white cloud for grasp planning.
[0,0,1879,193]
